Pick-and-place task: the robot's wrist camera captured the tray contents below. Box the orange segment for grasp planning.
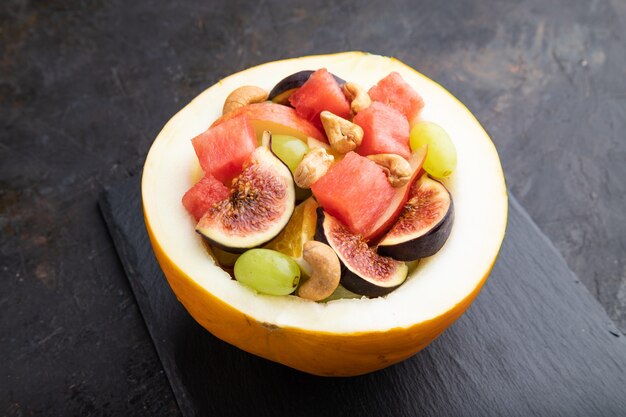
[265,197,318,261]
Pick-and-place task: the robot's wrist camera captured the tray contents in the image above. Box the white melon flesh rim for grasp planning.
[142,52,508,334]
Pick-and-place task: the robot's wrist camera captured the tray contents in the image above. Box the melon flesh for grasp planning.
[311,152,396,238]
[192,114,257,184]
[353,102,411,159]
[369,71,425,122]
[142,52,508,376]
[182,174,230,221]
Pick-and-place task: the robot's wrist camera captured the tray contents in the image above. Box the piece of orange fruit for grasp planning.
[265,197,318,274]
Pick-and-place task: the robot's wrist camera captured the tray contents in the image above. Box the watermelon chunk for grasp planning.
[211,102,326,143]
[311,152,396,238]
[353,102,411,159]
[289,68,350,129]
[182,175,230,221]
[192,114,257,184]
[368,72,424,122]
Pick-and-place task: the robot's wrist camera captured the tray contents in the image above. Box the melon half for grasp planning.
[142,52,508,376]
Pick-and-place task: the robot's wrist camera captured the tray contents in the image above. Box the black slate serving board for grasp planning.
[100,176,626,417]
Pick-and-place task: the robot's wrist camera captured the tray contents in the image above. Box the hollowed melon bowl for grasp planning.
[142,52,507,376]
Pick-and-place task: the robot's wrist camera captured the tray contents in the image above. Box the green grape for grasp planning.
[409,122,457,178]
[271,135,309,173]
[234,249,301,295]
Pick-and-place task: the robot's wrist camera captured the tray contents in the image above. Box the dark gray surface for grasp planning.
[2,0,626,415]
[100,176,626,417]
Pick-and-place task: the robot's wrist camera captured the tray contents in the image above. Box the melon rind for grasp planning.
[142,52,508,376]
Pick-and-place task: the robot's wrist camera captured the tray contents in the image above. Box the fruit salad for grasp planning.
[182,69,458,301]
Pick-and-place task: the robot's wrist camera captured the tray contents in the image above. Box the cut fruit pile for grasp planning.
[182,68,459,300]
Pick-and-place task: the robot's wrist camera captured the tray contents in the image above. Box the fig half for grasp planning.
[269,70,345,105]
[378,174,454,261]
[196,146,295,253]
[316,209,408,297]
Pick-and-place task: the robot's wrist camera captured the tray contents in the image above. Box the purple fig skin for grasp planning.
[315,208,407,298]
[268,70,346,102]
[269,71,314,101]
[340,268,403,298]
[378,201,454,261]
[377,177,454,262]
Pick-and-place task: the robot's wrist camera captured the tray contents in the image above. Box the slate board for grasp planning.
[99,176,626,417]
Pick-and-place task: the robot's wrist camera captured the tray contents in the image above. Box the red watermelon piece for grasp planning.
[353,102,411,159]
[311,152,396,238]
[182,174,230,221]
[368,72,424,122]
[289,68,350,129]
[192,114,257,184]
[211,102,326,143]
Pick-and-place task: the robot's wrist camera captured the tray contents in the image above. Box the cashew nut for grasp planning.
[293,148,334,188]
[367,154,413,187]
[320,111,364,154]
[342,82,371,114]
[222,86,268,115]
[297,241,341,301]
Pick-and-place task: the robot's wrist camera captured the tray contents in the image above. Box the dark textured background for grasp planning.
[1,0,625,415]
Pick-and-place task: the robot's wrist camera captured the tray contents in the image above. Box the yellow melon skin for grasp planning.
[142,52,507,377]
[147,216,494,376]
